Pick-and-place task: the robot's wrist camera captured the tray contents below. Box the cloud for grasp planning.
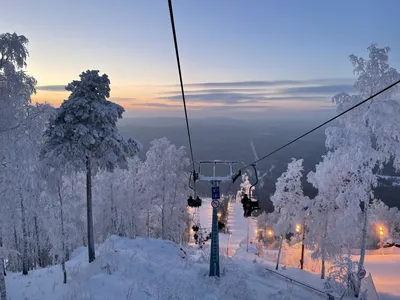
[109,97,137,103]
[183,80,301,88]
[161,88,265,95]
[37,85,66,91]
[142,103,181,108]
[180,78,354,88]
[157,92,328,104]
[157,78,355,105]
[283,84,354,95]
[135,102,274,111]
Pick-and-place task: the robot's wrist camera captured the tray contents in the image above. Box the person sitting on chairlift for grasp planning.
[241,194,252,217]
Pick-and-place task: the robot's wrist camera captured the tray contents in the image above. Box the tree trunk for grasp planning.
[146,210,150,238]
[161,203,165,240]
[86,155,95,263]
[13,227,18,254]
[33,216,42,268]
[355,202,369,298]
[0,251,6,300]
[58,185,67,284]
[321,216,329,279]
[300,222,306,270]
[110,182,117,234]
[0,236,5,277]
[19,189,28,275]
[276,236,283,270]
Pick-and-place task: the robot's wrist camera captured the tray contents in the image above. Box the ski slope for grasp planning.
[6,235,325,300]
[188,198,258,255]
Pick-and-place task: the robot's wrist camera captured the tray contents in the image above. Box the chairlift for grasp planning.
[241,164,260,217]
[187,195,202,208]
[218,221,225,231]
[187,172,202,207]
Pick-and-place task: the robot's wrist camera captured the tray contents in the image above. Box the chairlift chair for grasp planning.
[249,194,261,211]
[187,172,202,207]
[241,164,261,217]
[187,195,202,208]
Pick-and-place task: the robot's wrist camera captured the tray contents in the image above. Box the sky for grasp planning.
[2,0,400,119]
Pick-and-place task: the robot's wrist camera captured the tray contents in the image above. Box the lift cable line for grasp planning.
[237,79,400,174]
[168,0,197,194]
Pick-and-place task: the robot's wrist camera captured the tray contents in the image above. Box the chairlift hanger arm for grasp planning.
[249,164,258,198]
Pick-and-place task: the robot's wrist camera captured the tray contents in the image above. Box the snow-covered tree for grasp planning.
[270,159,309,270]
[0,32,37,298]
[136,138,189,242]
[271,158,309,236]
[369,199,400,242]
[307,149,366,279]
[40,70,141,263]
[324,44,400,297]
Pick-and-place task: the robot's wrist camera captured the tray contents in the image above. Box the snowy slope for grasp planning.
[6,235,322,300]
[188,198,257,255]
[226,200,257,253]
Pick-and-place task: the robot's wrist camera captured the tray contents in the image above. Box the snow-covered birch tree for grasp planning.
[0,31,37,298]
[137,138,189,242]
[271,158,309,236]
[271,158,309,269]
[324,44,400,297]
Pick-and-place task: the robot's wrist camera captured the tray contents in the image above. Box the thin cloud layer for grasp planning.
[181,78,354,88]
[36,78,354,115]
[157,93,324,104]
[157,78,355,105]
[37,85,66,91]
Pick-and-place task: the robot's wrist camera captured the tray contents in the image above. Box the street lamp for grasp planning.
[268,230,273,237]
[217,212,221,218]
[378,225,384,255]
[296,224,301,233]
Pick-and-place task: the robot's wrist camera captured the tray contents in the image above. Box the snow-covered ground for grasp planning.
[358,253,400,299]
[6,235,323,300]
[6,198,399,300]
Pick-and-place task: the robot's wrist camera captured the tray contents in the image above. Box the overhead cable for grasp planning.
[238,79,400,172]
[168,0,198,193]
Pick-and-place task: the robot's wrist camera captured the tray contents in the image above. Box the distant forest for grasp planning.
[118,117,400,211]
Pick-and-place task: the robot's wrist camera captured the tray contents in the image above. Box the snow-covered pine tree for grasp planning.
[40,70,141,263]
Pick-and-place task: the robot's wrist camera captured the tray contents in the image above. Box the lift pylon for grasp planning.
[193,160,242,277]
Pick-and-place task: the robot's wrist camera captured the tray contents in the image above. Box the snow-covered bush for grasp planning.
[326,256,358,297]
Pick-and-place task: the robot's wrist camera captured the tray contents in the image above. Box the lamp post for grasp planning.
[300,223,306,270]
[379,226,384,255]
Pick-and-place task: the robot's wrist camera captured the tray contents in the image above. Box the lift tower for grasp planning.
[194,160,241,277]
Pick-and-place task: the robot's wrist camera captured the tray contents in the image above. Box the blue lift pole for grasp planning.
[209,181,221,277]
[195,160,242,277]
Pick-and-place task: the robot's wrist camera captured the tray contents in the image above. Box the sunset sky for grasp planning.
[2,0,400,118]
